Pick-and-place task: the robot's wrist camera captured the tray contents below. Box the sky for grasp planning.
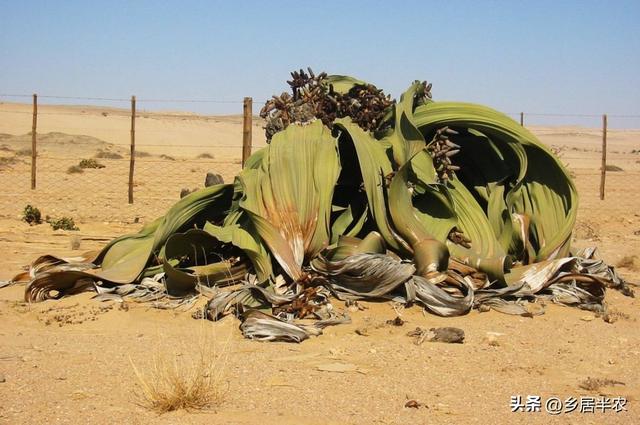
[1,0,639,126]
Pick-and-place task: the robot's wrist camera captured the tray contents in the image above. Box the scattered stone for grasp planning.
[345,300,366,312]
[386,316,405,326]
[204,172,224,187]
[477,304,491,313]
[407,326,465,345]
[484,332,503,347]
[355,327,369,336]
[404,399,423,409]
[580,315,595,322]
[316,362,357,373]
[0,373,5,383]
[180,188,196,198]
[70,235,81,250]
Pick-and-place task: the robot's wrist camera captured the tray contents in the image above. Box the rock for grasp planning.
[580,315,595,322]
[204,172,224,187]
[316,362,357,373]
[355,327,369,336]
[428,327,465,344]
[485,334,500,347]
[485,331,505,346]
[407,326,465,344]
[404,399,423,409]
[386,316,405,326]
[180,188,191,198]
[0,373,5,383]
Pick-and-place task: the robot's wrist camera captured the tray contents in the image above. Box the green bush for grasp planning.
[48,216,79,231]
[22,205,42,225]
[79,158,105,169]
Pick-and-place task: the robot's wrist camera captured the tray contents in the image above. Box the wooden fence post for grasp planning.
[599,114,607,200]
[128,95,136,204]
[242,97,252,167]
[520,112,524,126]
[31,94,37,189]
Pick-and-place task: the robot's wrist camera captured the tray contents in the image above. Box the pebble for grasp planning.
[0,373,5,383]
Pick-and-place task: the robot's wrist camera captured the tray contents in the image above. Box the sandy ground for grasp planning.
[1,103,639,424]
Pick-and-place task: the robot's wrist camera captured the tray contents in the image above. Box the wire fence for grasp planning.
[0,95,639,230]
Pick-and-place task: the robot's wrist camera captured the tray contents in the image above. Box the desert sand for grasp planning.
[0,102,639,424]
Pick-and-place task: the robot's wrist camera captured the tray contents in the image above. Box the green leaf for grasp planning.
[238,121,341,280]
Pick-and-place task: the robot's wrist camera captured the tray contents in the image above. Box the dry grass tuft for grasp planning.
[95,150,123,160]
[66,164,84,174]
[130,330,229,413]
[16,148,32,156]
[579,377,625,392]
[196,152,214,159]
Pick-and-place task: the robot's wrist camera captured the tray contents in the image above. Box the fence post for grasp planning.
[599,114,607,200]
[242,97,252,167]
[128,95,136,204]
[31,94,37,189]
[520,112,524,126]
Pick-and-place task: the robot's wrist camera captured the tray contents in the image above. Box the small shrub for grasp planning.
[605,164,623,172]
[79,158,105,169]
[136,151,152,158]
[95,150,123,160]
[22,205,42,225]
[197,153,214,159]
[48,216,79,231]
[67,165,84,174]
[160,154,175,161]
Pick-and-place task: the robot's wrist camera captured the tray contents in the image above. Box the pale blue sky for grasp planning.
[1,0,639,126]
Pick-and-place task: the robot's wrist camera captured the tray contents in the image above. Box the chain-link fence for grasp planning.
[0,98,268,222]
[0,98,638,228]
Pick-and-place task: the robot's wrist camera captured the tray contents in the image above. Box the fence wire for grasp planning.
[0,100,638,230]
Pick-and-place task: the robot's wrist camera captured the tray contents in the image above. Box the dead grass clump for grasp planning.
[616,255,638,270]
[130,332,228,413]
[579,377,625,392]
[16,148,32,156]
[605,164,623,172]
[136,151,152,158]
[197,152,214,159]
[95,150,123,160]
[67,165,84,174]
[160,154,176,161]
